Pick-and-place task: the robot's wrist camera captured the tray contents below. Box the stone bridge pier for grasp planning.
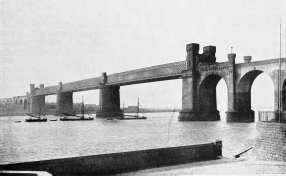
[179,44,224,121]
[179,43,255,122]
[96,73,123,118]
[226,55,255,122]
[29,84,45,115]
[55,82,74,116]
[179,43,201,121]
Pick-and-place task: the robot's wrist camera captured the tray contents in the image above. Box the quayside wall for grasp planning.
[254,122,286,161]
[0,141,222,175]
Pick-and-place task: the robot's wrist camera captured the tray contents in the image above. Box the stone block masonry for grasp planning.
[254,121,286,161]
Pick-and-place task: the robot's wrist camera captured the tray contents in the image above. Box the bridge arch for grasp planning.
[19,99,23,105]
[237,70,275,112]
[198,73,228,120]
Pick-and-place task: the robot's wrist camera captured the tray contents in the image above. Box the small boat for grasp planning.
[60,115,94,121]
[25,104,47,122]
[50,119,57,121]
[60,97,94,121]
[15,121,21,123]
[119,115,147,120]
[119,98,147,120]
[25,117,47,122]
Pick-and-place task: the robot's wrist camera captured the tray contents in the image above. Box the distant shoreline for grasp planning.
[0,103,275,117]
[0,108,182,117]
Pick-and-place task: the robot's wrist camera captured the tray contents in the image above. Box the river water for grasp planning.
[0,111,262,164]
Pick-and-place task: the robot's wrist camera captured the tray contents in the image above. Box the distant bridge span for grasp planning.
[1,43,286,122]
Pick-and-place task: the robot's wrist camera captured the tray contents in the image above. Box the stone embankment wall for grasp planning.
[254,121,286,161]
[0,141,222,175]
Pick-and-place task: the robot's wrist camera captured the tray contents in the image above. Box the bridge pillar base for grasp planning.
[55,92,74,116]
[96,110,123,118]
[179,109,220,121]
[179,110,200,121]
[200,110,220,121]
[29,95,45,115]
[97,85,122,119]
[226,110,254,122]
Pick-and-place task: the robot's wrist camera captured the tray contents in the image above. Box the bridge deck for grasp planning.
[34,61,187,96]
[12,57,286,97]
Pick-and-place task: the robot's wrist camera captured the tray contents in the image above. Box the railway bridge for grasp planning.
[1,43,285,122]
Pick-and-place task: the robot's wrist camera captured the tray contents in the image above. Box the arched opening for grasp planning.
[19,99,23,105]
[15,99,18,105]
[217,79,228,122]
[237,70,263,112]
[251,73,274,121]
[24,99,27,109]
[199,74,226,120]
[237,71,274,121]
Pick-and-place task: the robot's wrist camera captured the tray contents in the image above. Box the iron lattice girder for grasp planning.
[107,61,186,86]
[15,57,286,97]
[34,61,187,96]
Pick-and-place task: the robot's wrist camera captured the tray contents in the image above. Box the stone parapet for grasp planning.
[0,142,222,175]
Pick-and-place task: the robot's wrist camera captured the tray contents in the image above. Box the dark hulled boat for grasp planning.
[60,98,94,121]
[25,105,47,122]
[119,115,147,120]
[25,117,47,122]
[119,98,147,120]
[60,113,94,121]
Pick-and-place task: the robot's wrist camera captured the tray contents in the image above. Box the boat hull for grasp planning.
[60,118,94,121]
[119,117,147,120]
[25,119,47,122]
[119,115,147,120]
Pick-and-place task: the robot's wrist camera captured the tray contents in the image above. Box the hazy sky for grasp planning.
[1,0,285,109]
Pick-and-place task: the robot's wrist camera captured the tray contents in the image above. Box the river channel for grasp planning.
[0,111,259,164]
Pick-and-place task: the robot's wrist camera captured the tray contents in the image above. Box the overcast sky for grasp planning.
[1,0,285,109]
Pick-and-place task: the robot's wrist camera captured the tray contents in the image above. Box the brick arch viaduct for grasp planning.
[0,96,28,109]
[1,43,285,122]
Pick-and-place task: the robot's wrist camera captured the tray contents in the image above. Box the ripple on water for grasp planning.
[0,112,256,164]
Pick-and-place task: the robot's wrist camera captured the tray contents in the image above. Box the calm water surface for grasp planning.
[0,111,261,164]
